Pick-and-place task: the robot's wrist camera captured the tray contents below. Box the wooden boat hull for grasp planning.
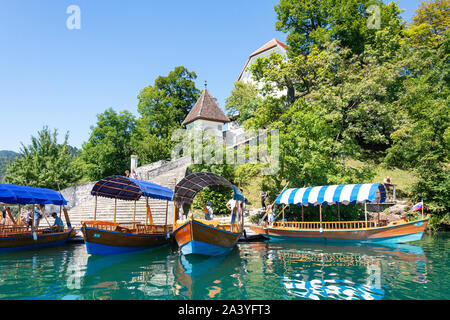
[0,230,74,253]
[249,217,430,244]
[173,220,241,256]
[81,226,170,256]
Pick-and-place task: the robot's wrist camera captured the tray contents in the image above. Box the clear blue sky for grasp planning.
[0,0,424,152]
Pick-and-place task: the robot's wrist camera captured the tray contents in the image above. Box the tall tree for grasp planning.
[81,108,136,180]
[385,0,449,214]
[274,0,404,57]
[132,66,201,164]
[4,127,82,190]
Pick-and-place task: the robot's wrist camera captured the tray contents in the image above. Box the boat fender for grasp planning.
[166,232,170,239]
[33,232,38,241]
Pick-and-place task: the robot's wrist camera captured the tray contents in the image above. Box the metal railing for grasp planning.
[82,221,171,234]
[0,226,66,237]
[272,220,378,230]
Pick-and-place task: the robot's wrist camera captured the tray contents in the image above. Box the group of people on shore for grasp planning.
[124,168,139,179]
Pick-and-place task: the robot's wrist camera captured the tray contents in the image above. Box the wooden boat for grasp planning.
[172,172,245,256]
[81,175,174,255]
[250,183,430,244]
[0,183,75,252]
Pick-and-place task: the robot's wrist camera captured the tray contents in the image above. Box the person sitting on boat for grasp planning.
[125,170,130,177]
[205,202,214,221]
[51,212,64,232]
[130,168,138,179]
[1,209,6,224]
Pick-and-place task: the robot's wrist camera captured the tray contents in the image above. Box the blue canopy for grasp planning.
[232,186,245,202]
[0,183,67,205]
[91,176,174,201]
[276,183,386,206]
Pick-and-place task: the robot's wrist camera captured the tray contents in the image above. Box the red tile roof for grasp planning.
[249,38,286,58]
[238,39,287,81]
[182,89,230,126]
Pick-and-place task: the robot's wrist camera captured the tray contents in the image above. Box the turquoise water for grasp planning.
[0,233,448,300]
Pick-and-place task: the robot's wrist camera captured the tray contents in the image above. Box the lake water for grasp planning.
[0,233,448,300]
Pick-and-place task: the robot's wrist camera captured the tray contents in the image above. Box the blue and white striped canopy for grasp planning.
[275,183,386,206]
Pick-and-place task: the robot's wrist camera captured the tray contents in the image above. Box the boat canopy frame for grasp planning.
[172,172,244,207]
[91,175,174,201]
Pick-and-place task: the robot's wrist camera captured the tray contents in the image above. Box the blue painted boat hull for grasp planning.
[84,240,168,255]
[180,240,233,256]
[266,231,425,244]
[173,220,241,256]
[251,217,430,245]
[81,226,170,256]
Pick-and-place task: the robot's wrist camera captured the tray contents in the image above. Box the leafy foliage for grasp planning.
[80,108,136,181]
[131,66,200,164]
[0,151,19,182]
[4,127,82,190]
[239,0,449,224]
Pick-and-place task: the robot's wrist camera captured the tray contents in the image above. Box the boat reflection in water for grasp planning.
[243,241,427,300]
[0,238,432,300]
[172,247,243,299]
[81,245,175,299]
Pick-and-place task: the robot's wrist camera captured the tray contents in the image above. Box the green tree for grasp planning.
[132,66,200,164]
[81,108,136,180]
[274,0,404,57]
[225,81,263,125]
[249,41,399,155]
[409,0,450,48]
[4,127,82,190]
[0,151,19,182]
[385,3,449,215]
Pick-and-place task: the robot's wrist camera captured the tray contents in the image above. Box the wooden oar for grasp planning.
[56,181,72,230]
[3,205,17,226]
[36,204,52,227]
[198,193,209,216]
[258,182,289,225]
[274,205,287,221]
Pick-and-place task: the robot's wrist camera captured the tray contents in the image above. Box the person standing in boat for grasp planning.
[205,202,214,221]
[26,207,33,230]
[33,205,42,228]
[267,207,275,226]
[226,198,238,226]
